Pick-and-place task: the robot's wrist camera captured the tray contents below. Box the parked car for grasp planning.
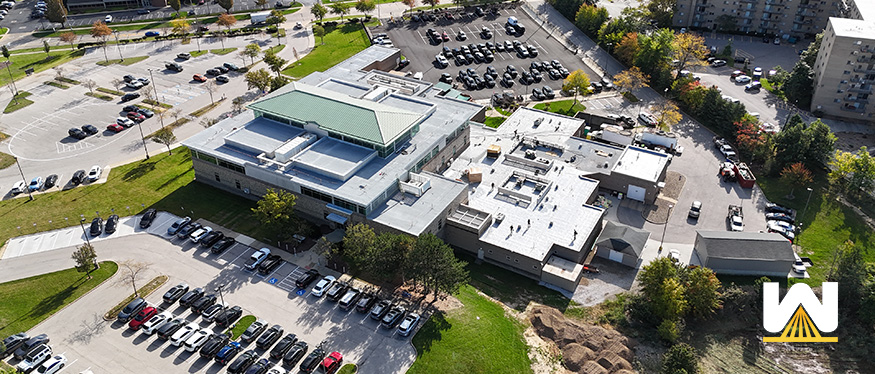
[167,217,192,235]
[201,303,226,322]
[381,305,406,328]
[223,62,239,71]
[338,288,362,311]
[299,347,325,373]
[81,124,99,135]
[215,306,243,327]
[0,333,29,359]
[295,269,320,288]
[121,92,140,102]
[137,107,154,117]
[355,292,378,313]
[184,328,212,352]
[270,333,297,360]
[163,283,190,306]
[16,344,52,373]
[127,111,146,122]
[244,248,271,270]
[13,334,47,360]
[200,333,231,359]
[398,312,422,336]
[370,299,392,320]
[179,287,205,307]
[104,214,119,234]
[156,317,185,339]
[216,75,230,83]
[257,254,282,275]
[104,14,112,22]
[310,275,336,297]
[89,217,103,237]
[320,351,343,373]
[189,226,213,243]
[282,341,308,367]
[117,297,147,322]
[689,201,702,219]
[215,341,243,365]
[107,124,125,133]
[711,59,726,67]
[67,127,86,140]
[116,117,135,128]
[227,350,258,374]
[326,282,349,302]
[199,231,225,248]
[68,170,85,186]
[734,75,752,84]
[246,358,271,374]
[177,222,202,240]
[211,237,236,254]
[170,322,199,346]
[190,293,217,314]
[639,112,658,127]
[28,177,43,192]
[128,306,157,330]
[765,202,796,216]
[256,325,283,350]
[165,62,184,71]
[43,174,58,190]
[177,53,192,60]
[34,354,66,374]
[240,319,268,343]
[86,165,102,182]
[193,74,207,82]
[142,311,174,335]
[140,208,157,228]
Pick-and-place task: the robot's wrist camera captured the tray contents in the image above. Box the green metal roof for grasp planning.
[248,82,422,146]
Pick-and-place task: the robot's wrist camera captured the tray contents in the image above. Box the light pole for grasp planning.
[113,30,124,62]
[79,218,92,246]
[658,204,673,253]
[148,69,165,129]
[215,283,228,327]
[802,187,813,220]
[14,157,33,201]
[136,119,150,160]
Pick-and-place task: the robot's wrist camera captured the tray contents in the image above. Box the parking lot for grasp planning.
[0,228,417,374]
[371,6,599,100]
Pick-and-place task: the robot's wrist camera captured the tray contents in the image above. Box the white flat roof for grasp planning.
[853,0,875,21]
[611,146,670,183]
[830,17,875,39]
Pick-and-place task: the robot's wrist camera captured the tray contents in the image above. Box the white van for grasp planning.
[507,16,518,26]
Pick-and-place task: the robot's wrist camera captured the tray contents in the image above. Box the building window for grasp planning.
[194,151,218,165]
[301,186,333,203]
[438,219,443,230]
[532,265,538,269]
[488,249,493,254]
[217,159,245,173]
[235,180,241,189]
[514,259,519,263]
[214,173,221,182]
[505,255,511,260]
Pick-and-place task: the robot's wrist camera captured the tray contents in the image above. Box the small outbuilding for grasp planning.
[594,221,651,267]
[694,231,796,277]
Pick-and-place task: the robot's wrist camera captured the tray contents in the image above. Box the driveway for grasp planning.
[0,233,417,374]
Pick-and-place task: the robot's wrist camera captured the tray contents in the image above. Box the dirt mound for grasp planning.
[531,306,638,373]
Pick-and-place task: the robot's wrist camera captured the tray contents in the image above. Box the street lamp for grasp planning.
[658,204,674,253]
[79,218,92,247]
[136,119,150,160]
[215,283,228,327]
[14,157,33,201]
[148,69,165,129]
[802,187,814,220]
[113,30,124,62]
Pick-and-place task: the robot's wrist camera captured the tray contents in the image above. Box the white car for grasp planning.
[397,312,421,337]
[126,80,144,89]
[730,215,744,231]
[142,311,173,335]
[267,365,287,374]
[104,15,112,22]
[10,180,27,195]
[311,275,336,297]
[792,260,807,274]
[86,165,102,182]
[244,247,270,270]
[35,354,67,374]
[16,344,52,373]
[435,54,448,67]
[189,226,213,243]
[170,322,199,346]
[116,117,135,127]
[638,112,658,127]
[183,328,211,352]
[734,75,751,83]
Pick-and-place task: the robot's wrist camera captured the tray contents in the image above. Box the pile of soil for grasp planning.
[530,306,638,373]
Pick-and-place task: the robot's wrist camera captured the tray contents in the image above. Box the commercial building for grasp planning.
[810,0,875,121]
[66,0,160,11]
[673,0,838,39]
[694,231,796,276]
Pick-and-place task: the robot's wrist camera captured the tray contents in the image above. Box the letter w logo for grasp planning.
[762,282,838,343]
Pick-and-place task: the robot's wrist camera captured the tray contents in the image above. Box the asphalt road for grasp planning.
[374,6,599,100]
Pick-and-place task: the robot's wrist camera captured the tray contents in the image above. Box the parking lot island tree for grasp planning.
[355,0,376,16]
[116,260,151,297]
[203,79,217,105]
[72,243,98,279]
[217,13,237,32]
[171,18,191,36]
[90,21,113,63]
[243,43,261,65]
[245,68,272,93]
[561,69,591,108]
[671,33,708,81]
[329,3,350,21]
[251,188,299,241]
[45,0,67,28]
[43,40,51,57]
[152,128,177,155]
[401,0,415,14]
[217,0,234,13]
[311,3,327,23]
[313,24,325,45]
[60,31,77,50]
[82,79,97,95]
[267,10,286,27]
[263,50,287,77]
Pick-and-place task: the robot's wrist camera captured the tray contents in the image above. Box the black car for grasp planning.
[325,281,349,301]
[190,293,217,314]
[257,254,282,275]
[269,333,297,360]
[240,319,268,343]
[256,324,283,350]
[0,333,28,359]
[44,174,58,189]
[137,107,155,118]
[543,86,555,99]
[215,306,243,327]
[299,347,325,373]
[339,288,362,311]
[81,124,99,135]
[227,350,258,374]
[201,303,226,322]
[177,222,202,239]
[295,269,320,288]
[223,62,239,71]
[121,93,140,102]
[199,333,231,359]
[206,68,221,76]
[199,231,225,248]
[139,208,157,228]
[105,214,120,234]
[355,292,378,313]
[117,297,147,322]
[157,318,185,339]
[215,66,229,74]
[163,282,190,304]
[89,217,103,237]
[123,75,136,83]
[165,62,184,72]
[122,104,137,112]
[12,334,46,360]
[245,358,270,374]
[765,203,796,216]
[179,287,205,307]
[68,128,87,140]
[283,341,308,366]
[381,305,406,328]
[177,53,192,60]
[211,237,236,254]
[71,170,86,185]
[370,299,392,320]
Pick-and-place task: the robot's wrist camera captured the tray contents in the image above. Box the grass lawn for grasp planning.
[282,23,369,79]
[533,99,586,116]
[0,49,85,87]
[408,285,532,374]
[461,253,570,312]
[97,87,123,96]
[190,50,209,58]
[95,56,149,66]
[266,45,285,55]
[210,48,237,56]
[190,101,220,117]
[142,98,173,109]
[760,79,786,100]
[229,315,255,339]
[483,116,506,128]
[105,275,168,318]
[0,151,14,170]
[337,364,357,374]
[4,92,34,113]
[756,170,875,285]
[44,81,70,89]
[0,27,7,36]
[86,92,114,101]
[0,261,117,335]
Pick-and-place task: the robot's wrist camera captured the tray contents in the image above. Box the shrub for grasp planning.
[657,319,683,344]
[662,343,699,374]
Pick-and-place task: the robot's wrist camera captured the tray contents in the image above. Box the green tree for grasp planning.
[270,75,289,92]
[169,0,182,16]
[655,277,688,321]
[614,66,649,95]
[311,3,328,22]
[671,33,708,80]
[406,234,469,299]
[634,29,674,89]
[637,257,686,321]
[45,0,68,28]
[662,343,699,374]
[548,0,586,19]
[355,0,376,16]
[683,267,722,319]
[313,24,326,45]
[342,223,377,270]
[251,188,298,240]
[647,0,676,28]
[217,0,234,13]
[330,2,350,20]
[784,60,814,109]
[800,32,823,68]
[657,319,682,343]
[256,0,269,9]
[263,50,287,76]
[805,119,836,167]
[245,68,272,93]
[243,43,262,65]
[613,32,640,66]
[171,18,191,35]
[151,127,177,154]
[72,243,98,278]
[374,233,414,282]
[829,146,875,196]
[574,5,609,38]
[831,241,866,309]
[43,40,50,57]
[561,69,591,106]
[714,14,736,32]
[267,9,286,26]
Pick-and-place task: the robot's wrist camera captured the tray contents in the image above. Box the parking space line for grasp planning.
[263,262,285,280]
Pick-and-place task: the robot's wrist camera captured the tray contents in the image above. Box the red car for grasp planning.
[320,351,343,374]
[107,124,125,132]
[128,306,157,330]
[193,74,207,82]
[127,112,146,122]
[441,32,449,42]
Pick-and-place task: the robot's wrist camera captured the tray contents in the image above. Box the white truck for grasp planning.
[250,11,271,25]
[591,125,633,146]
[635,130,678,149]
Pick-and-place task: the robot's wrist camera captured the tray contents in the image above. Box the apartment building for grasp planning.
[673,0,840,39]
[811,0,875,121]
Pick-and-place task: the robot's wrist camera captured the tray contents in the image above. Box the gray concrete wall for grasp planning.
[706,257,793,277]
[444,224,544,278]
[590,171,662,204]
[421,126,471,174]
[672,0,830,38]
[539,270,579,292]
[812,21,875,121]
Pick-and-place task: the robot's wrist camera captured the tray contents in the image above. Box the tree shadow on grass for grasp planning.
[27,276,88,321]
[156,167,193,191]
[123,160,159,181]
[412,311,451,355]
